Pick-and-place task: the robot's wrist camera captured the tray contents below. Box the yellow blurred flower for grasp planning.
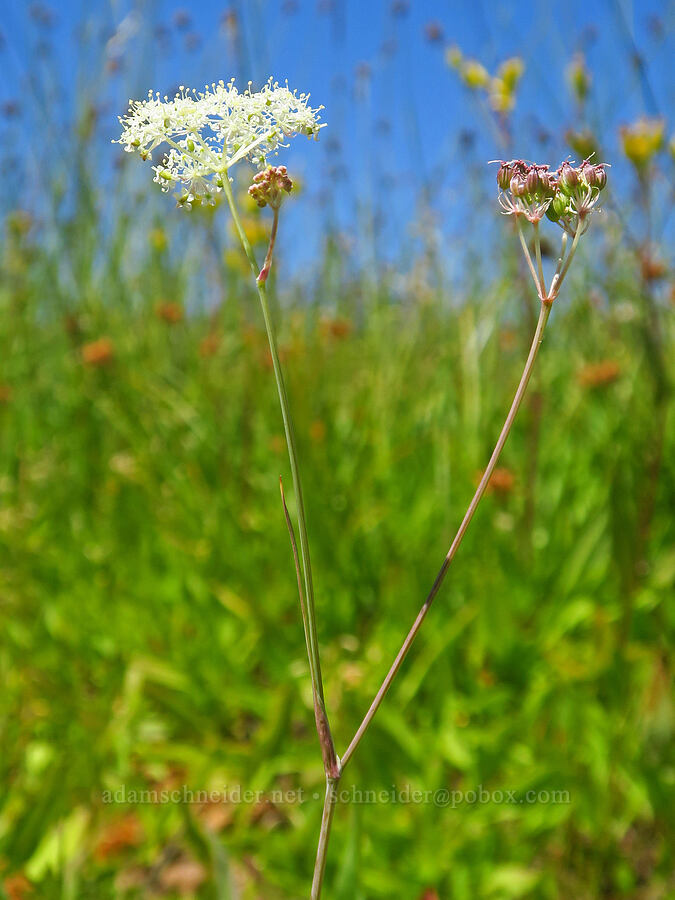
[488,78,512,113]
[497,57,524,93]
[6,209,33,238]
[289,173,303,196]
[237,185,259,211]
[228,215,269,246]
[620,118,665,171]
[462,60,490,90]
[223,247,249,277]
[567,53,591,104]
[446,49,524,115]
[148,227,167,252]
[445,44,462,69]
[565,129,600,162]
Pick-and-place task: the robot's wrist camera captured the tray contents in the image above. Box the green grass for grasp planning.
[0,209,673,899]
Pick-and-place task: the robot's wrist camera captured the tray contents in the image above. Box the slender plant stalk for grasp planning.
[311,779,339,900]
[340,297,552,769]
[258,206,280,284]
[517,221,541,290]
[221,176,338,775]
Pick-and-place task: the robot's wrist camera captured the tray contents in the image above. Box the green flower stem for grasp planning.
[221,175,336,768]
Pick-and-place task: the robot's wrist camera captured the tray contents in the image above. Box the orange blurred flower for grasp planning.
[640,251,668,282]
[319,316,353,340]
[156,301,184,324]
[269,434,285,455]
[82,338,114,367]
[488,467,515,495]
[577,360,621,388]
[3,874,32,900]
[309,420,326,443]
[0,383,12,404]
[199,333,221,357]
[477,467,516,496]
[94,814,143,861]
[261,345,291,369]
[499,328,518,352]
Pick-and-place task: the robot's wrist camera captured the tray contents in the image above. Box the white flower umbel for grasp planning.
[115,77,325,208]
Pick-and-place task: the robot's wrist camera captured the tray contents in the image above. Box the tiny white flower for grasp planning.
[114,77,325,207]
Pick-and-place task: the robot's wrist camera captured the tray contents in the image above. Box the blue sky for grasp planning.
[1,0,673,274]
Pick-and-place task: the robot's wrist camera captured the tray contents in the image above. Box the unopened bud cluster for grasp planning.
[496,158,607,233]
[248,165,293,209]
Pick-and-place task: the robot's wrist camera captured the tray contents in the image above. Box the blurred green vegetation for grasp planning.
[0,3,674,895]
[0,182,673,898]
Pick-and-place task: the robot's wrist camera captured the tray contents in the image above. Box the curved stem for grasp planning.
[221,175,335,749]
[340,299,552,770]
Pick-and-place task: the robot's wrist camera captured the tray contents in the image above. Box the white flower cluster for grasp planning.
[115,78,325,207]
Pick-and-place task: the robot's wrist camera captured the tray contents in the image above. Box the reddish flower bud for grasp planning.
[525,168,540,195]
[247,165,294,209]
[541,173,557,197]
[581,161,598,188]
[558,162,579,196]
[497,162,512,190]
[510,175,527,198]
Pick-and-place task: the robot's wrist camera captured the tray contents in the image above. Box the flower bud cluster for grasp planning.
[496,158,607,233]
[248,165,293,209]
